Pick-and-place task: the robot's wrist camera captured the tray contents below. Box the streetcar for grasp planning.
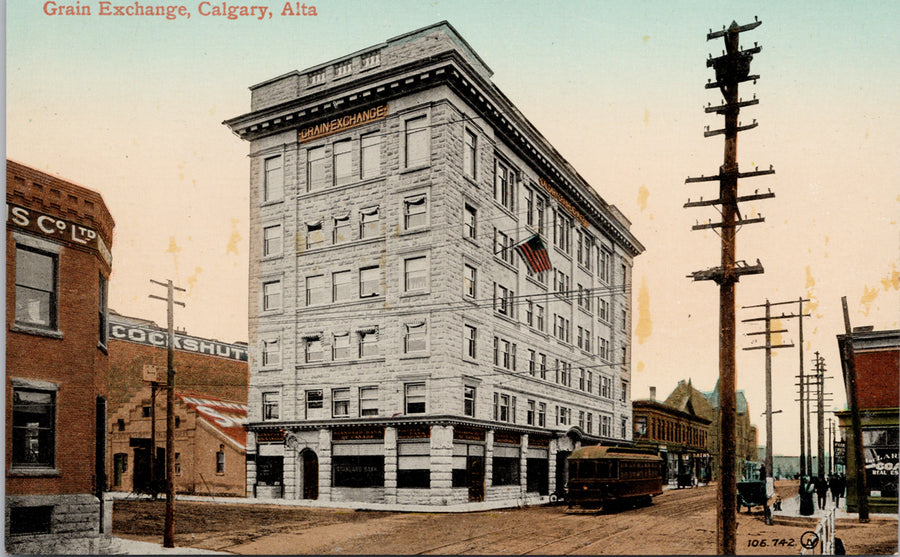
[566,445,665,509]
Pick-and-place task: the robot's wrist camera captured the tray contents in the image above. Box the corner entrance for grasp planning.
[467,456,484,502]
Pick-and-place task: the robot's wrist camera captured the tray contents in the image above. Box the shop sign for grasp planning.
[299,105,389,142]
[398,425,430,439]
[7,202,111,265]
[529,435,550,448]
[494,430,521,445]
[332,426,385,441]
[866,448,899,476]
[109,322,248,361]
[833,440,846,465]
[257,429,285,443]
[453,426,485,442]
[538,177,590,228]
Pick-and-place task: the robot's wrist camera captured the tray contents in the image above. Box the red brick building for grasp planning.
[106,310,249,496]
[836,327,899,514]
[6,160,115,554]
[109,389,248,497]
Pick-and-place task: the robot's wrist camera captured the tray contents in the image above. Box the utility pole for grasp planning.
[684,18,772,555]
[149,279,185,548]
[814,353,827,479]
[742,299,794,483]
[839,297,868,522]
[828,417,834,474]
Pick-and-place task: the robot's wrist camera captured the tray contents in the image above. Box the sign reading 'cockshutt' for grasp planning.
[109,322,248,361]
[6,202,112,265]
[298,105,389,142]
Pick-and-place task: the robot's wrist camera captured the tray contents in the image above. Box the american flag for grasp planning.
[514,234,552,274]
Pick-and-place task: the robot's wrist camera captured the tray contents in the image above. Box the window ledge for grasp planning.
[11,324,63,340]
[8,467,60,477]
[399,354,430,360]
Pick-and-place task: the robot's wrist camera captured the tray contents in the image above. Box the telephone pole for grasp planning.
[742,299,795,483]
[149,279,185,548]
[684,18,773,555]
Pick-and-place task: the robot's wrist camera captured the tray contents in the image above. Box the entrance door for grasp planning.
[302,450,319,500]
[467,456,484,502]
[555,451,570,495]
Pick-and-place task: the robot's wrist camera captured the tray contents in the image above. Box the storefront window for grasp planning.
[863,427,899,498]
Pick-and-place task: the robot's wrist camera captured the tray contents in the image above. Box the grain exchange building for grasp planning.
[225,22,644,507]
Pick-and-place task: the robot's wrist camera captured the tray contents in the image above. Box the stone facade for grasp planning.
[225,21,644,507]
[6,160,115,553]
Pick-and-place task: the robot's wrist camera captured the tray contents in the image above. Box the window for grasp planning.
[360,133,381,179]
[493,227,513,265]
[463,264,477,298]
[528,349,536,376]
[261,337,280,367]
[262,392,279,421]
[536,304,545,331]
[601,415,612,437]
[359,387,378,416]
[538,402,546,427]
[306,390,324,410]
[263,155,283,202]
[535,196,546,234]
[586,370,593,393]
[527,400,536,425]
[556,212,572,254]
[404,116,429,167]
[494,283,513,317]
[306,274,327,306]
[539,353,547,380]
[333,140,352,186]
[621,309,628,332]
[404,321,427,353]
[15,246,57,330]
[404,256,428,293]
[463,129,477,179]
[584,234,594,271]
[359,206,379,238]
[579,410,585,430]
[358,328,379,358]
[305,336,324,363]
[306,221,324,249]
[464,204,477,240]
[600,248,612,282]
[403,195,427,230]
[262,280,282,312]
[464,385,476,417]
[493,393,515,423]
[601,376,612,398]
[587,412,594,434]
[263,224,282,257]
[307,146,327,191]
[359,266,381,298]
[11,386,56,468]
[332,333,352,360]
[464,324,477,359]
[332,388,350,417]
[635,416,648,438]
[493,158,515,212]
[621,417,628,439]
[404,383,426,414]
[99,274,108,345]
[333,215,351,244]
[599,337,610,361]
[578,367,586,390]
[216,445,226,474]
[600,299,610,322]
[332,270,353,302]
[620,380,628,403]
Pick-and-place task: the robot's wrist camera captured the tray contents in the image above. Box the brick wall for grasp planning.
[856,349,900,409]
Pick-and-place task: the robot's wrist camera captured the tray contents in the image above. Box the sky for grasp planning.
[6,0,899,457]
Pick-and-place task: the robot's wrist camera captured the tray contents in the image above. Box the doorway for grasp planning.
[301,449,318,500]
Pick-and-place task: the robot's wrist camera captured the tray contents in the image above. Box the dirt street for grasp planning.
[113,481,898,555]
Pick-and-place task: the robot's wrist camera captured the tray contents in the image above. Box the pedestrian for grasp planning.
[799,476,815,516]
[829,474,842,507]
[815,475,828,509]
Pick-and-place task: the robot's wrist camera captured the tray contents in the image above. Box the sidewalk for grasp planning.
[773,489,898,521]
[100,536,224,555]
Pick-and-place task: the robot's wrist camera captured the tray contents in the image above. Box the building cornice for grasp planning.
[224,51,644,257]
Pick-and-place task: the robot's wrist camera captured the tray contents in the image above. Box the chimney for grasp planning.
[649,386,656,401]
